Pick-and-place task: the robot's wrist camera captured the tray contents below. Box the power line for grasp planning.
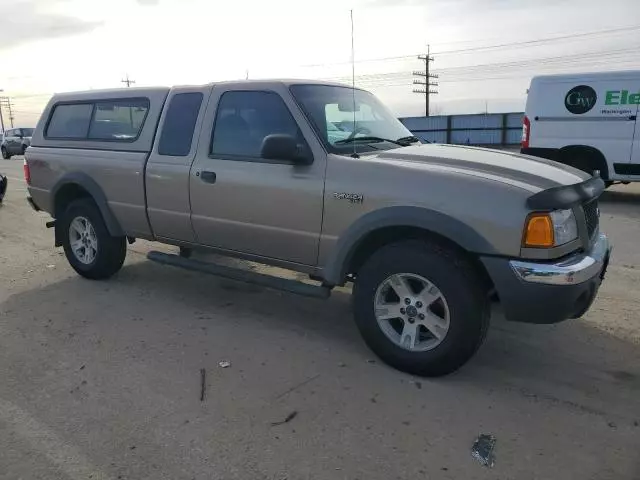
[296,24,640,69]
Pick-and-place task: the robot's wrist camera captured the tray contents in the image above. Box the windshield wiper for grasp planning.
[335,136,406,146]
[396,135,421,144]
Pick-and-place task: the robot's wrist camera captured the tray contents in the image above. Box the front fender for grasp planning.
[320,206,496,286]
[51,172,124,237]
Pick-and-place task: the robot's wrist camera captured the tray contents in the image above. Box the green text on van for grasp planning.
[605,90,640,105]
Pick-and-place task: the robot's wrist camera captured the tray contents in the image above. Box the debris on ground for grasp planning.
[471,434,496,467]
[366,359,376,364]
[218,360,231,368]
[271,411,298,426]
[47,264,55,269]
[200,368,206,401]
[413,380,422,390]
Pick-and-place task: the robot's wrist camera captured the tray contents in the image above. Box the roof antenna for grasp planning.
[350,9,359,159]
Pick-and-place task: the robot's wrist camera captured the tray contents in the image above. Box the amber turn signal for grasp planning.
[523,213,554,248]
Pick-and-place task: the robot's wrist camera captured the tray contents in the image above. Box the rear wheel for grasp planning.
[353,240,490,377]
[61,198,127,279]
[1,147,10,159]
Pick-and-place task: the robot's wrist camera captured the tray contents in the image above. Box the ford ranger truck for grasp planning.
[24,80,612,376]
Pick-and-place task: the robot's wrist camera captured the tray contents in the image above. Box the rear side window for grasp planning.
[46,104,93,138]
[158,92,203,156]
[45,98,150,141]
[89,99,149,141]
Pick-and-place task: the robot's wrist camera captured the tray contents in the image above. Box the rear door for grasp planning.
[189,82,326,266]
[145,87,211,242]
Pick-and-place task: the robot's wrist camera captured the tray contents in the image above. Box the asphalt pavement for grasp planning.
[1,157,639,479]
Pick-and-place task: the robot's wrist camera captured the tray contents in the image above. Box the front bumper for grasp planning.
[481,233,611,324]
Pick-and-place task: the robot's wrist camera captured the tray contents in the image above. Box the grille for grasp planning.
[583,200,599,239]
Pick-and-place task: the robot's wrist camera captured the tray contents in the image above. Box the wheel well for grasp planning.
[54,183,92,218]
[346,226,494,293]
[558,145,609,179]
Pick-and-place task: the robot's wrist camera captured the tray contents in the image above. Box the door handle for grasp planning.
[199,170,217,184]
[630,115,637,121]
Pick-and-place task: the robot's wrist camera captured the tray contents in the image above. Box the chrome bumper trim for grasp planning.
[510,233,611,285]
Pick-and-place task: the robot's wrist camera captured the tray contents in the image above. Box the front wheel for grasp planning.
[1,147,10,159]
[353,240,490,377]
[61,198,127,279]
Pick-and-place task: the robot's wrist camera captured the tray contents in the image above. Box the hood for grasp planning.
[373,144,588,192]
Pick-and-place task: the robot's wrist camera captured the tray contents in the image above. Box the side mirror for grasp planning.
[261,134,312,165]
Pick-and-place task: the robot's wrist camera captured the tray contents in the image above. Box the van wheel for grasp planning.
[1,147,10,159]
[61,198,127,280]
[353,240,490,377]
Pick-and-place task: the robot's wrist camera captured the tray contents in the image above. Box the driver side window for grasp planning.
[210,90,305,162]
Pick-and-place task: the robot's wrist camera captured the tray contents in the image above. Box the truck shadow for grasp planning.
[2,258,639,426]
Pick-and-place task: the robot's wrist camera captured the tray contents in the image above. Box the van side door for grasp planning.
[629,94,640,168]
[188,82,326,267]
[145,87,211,242]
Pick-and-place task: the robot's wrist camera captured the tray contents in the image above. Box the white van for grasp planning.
[521,70,640,186]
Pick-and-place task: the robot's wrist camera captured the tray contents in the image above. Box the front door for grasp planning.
[5,129,18,154]
[189,84,326,266]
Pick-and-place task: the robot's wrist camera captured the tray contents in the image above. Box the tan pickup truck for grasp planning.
[25,80,611,376]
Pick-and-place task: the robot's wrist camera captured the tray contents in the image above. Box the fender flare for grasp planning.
[51,172,124,237]
[321,206,496,285]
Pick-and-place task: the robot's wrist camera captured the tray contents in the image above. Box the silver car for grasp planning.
[2,127,34,159]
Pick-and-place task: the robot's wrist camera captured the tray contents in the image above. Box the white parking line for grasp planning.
[0,398,114,480]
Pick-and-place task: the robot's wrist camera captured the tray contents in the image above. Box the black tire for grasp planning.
[353,240,490,377]
[1,147,10,159]
[61,198,127,280]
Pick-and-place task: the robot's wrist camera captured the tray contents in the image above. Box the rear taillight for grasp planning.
[521,115,530,149]
[23,159,31,185]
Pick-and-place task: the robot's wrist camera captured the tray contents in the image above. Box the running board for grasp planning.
[147,251,331,299]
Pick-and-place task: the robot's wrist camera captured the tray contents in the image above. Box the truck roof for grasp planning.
[49,79,354,101]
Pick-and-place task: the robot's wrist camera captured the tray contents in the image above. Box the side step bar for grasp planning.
[147,251,332,299]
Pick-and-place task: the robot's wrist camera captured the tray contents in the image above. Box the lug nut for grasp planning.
[408,318,415,324]
[404,298,411,305]
[400,308,406,315]
[418,313,425,320]
[416,301,423,308]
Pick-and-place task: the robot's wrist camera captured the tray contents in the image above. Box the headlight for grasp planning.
[550,209,578,245]
[523,208,578,248]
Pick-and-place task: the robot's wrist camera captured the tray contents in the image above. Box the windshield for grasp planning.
[22,128,34,136]
[290,84,414,154]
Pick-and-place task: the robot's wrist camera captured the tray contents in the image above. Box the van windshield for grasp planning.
[290,84,417,154]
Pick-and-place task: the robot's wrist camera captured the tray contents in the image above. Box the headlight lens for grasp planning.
[523,209,578,247]
[550,209,578,245]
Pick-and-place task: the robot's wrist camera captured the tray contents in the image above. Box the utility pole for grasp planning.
[412,45,438,117]
[0,97,15,128]
[121,74,136,88]
[120,74,136,127]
